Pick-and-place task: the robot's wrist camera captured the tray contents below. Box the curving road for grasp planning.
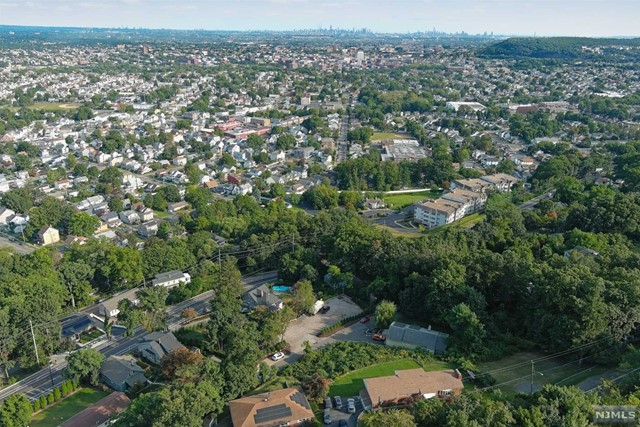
[0,270,278,403]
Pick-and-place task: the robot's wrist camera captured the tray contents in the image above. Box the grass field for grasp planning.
[477,351,610,396]
[382,190,440,209]
[426,213,486,233]
[371,132,407,141]
[375,224,422,238]
[31,388,111,427]
[3,102,81,112]
[328,358,451,397]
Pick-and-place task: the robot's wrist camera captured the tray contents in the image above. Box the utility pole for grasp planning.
[29,319,40,366]
[530,360,534,394]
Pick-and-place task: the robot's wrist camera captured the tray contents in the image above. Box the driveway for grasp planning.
[325,395,366,427]
[267,295,369,366]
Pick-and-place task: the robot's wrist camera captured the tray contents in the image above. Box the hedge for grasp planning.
[318,313,364,337]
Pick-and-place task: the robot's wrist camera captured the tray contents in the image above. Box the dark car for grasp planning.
[319,305,331,314]
[339,420,348,427]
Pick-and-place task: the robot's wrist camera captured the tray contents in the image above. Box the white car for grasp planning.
[347,398,356,414]
[270,351,285,361]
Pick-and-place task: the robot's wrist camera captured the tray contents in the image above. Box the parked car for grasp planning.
[324,397,332,409]
[334,396,342,409]
[324,409,332,425]
[270,351,285,361]
[372,333,386,342]
[319,305,331,314]
[339,420,348,427]
[347,398,356,414]
[360,315,371,323]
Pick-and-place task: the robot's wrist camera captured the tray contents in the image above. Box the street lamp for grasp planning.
[530,360,543,394]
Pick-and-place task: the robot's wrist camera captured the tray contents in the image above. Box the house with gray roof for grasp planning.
[100,355,147,392]
[137,331,186,365]
[385,321,448,354]
[242,284,284,312]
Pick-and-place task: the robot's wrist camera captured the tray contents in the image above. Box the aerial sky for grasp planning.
[0,0,638,37]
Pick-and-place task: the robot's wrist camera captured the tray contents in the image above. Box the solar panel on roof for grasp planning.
[394,322,407,327]
[408,325,421,330]
[290,391,311,410]
[254,403,292,424]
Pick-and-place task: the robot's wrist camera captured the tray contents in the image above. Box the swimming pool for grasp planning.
[272,285,292,293]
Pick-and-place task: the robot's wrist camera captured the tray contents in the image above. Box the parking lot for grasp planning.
[324,395,366,427]
[267,295,372,366]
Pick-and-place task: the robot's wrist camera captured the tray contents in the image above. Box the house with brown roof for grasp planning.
[229,388,314,427]
[60,392,130,427]
[363,368,463,408]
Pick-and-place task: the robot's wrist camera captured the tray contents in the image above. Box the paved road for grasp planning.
[0,271,278,403]
[337,114,349,163]
[0,233,34,255]
[519,191,555,212]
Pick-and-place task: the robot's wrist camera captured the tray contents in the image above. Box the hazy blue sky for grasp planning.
[0,0,638,36]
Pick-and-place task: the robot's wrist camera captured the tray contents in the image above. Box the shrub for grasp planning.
[53,387,61,401]
[318,313,363,337]
[39,395,47,409]
[46,393,54,405]
[33,399,41,412]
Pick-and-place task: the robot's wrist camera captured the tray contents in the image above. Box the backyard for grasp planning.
[31,387,111,427]
[328,358,452,397]
[382,190,440,209]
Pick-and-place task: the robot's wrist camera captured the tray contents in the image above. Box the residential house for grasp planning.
[61,314,95,341]
[243,285,284,311]
[37,226,60,246]
[151,270,191,289]
[168,201,189,213]
[100,355,147,392]
[229,388,314,427]
[385,322,448,354]
[138,221,158,238]
[119,210,140,225]
[137,331,186,365]
[564,246,599,259]
[59,392,130,427]
[364,198,386,210]
[0,207,15,226]
[101,212,122,228]
[363,368,463,408]
[98,288,140,318]
[137,207,154,222]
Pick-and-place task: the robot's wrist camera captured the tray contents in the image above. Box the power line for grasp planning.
[463,336,614,381]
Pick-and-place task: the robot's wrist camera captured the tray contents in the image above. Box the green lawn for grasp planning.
[382,191,440,209]
[371,132,408,141]
[78,329,103,343]
[426,213,486,233]
[31,388,111,427]
[375,224,422,239]
[477,351,611,396]
[328,358,451,397]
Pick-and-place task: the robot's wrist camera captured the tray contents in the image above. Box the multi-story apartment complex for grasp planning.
[414,174,518,228]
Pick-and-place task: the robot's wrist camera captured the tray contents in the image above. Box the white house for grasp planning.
[151,270,191,289]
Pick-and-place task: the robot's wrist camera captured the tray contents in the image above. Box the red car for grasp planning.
[360,315,371,324]
[372,333,386,342]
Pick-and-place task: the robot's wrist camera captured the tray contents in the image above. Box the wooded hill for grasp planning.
[479,37,640,60]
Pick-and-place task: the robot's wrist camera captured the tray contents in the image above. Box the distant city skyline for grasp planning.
[0,0,638,37]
